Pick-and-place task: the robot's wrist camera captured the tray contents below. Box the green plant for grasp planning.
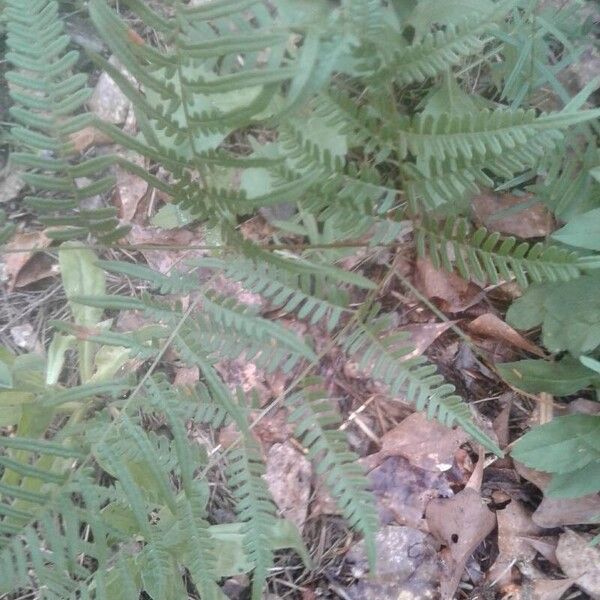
[2,0,600,597]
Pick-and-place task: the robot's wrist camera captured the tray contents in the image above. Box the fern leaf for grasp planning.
[4,0,125,241]
[286,380,379,568]
[343,308,502,454]
[396,108,600,164]
[415,216,582,287]
[226,436,278,600]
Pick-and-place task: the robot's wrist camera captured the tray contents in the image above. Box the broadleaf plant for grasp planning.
[1,0,600,597]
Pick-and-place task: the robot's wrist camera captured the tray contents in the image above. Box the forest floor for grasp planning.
[2,3,600,600]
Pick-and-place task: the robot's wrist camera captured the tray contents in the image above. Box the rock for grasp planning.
[347,525,440,600]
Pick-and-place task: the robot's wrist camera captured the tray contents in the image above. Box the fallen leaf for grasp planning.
[363,412,469,473]
[415,257,483,313]
[468,313,545,357]
[533,578,575,600]
[556,530,600,599]
[425,457,496,599]
[472,191,554,238]
[567,398,600,415]
[2,231,52,291]
[126,224,198,274]
[400,320,456,360]
[113,157,148,223]
[263,442,312,531]
[347,525,441,600]
[368,456,452,528]
[488,500,544,589]
[69,126,113,153]
[534,494,600,529]
[515,461,600,527]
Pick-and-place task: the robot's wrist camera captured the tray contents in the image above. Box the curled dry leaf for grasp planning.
[472,191,554,239]
[415,257,484,313]
[488,499,544,589]
[468,313,545,357]
[263,442,312,531]
[556,530,600,599]
[2,230,52,291]
[347,525,441,600]
[363,412,469,473]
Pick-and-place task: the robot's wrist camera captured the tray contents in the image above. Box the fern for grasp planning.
[415,216,583,287]
[225,436,278,600]
[4,0,126,242]
[342,307,502,454]
[4,0,600,596]
[286,379,379,567]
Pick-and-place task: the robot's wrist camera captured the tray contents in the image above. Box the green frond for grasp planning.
[226,436,279,600]
[342,307,502,454]
[3,0,124,242]
[415,216,582,287]
[369,11,502,86]
[396,108,600,164]
[286,380,379,568]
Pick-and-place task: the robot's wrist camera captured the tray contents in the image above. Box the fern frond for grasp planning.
[4,0,125,242]
[286,379,379,567]
[415,216,582,287]
[342,307,502,454]
[226,436,278,600]
[396,108,600,164]
[372,13,500,86]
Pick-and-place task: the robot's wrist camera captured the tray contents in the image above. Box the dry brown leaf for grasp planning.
[368,456,452,529]
[2,231,52,291]
[347,525,441,600]
[515,461,600,527]
[426,455,496,599]
[468,313,545,357]
[414,257,483,313]
[126,224,198,274]
[556,530,600,599]
[113,160,148,223]
[263,442,312,531]
[364,412,469,473]
[69,126,113,153]
[533,578,575,600]
[399,320,455,360]
[488,500,543,588]
[472,191,554,238]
